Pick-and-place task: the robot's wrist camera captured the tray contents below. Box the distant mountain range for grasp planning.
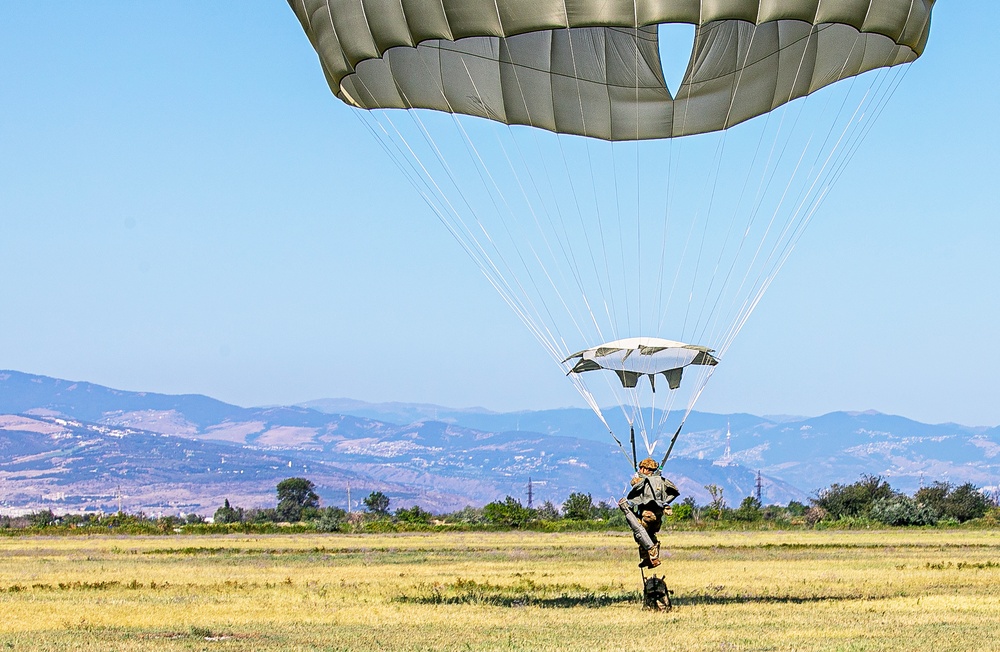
[1,370,997,516]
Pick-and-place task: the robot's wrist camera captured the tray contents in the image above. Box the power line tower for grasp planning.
[754,470,763,503]
[526,477,534,509]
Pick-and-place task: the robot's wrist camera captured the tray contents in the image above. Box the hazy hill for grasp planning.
[1,370,996,515]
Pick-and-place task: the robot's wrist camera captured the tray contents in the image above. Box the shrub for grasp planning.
[483,497,536,528]
[869,495,937,526]
[395,505,433,524]
[562,492,597,520]
[535,501,561,521]
[315,506,347,532]
[804,506,827,526]
[668,503,693,521]
[813,475,895,519]
[785,501,808,517]
[732,496,763,522]
[444,506,487,525]
[594,500,616,521]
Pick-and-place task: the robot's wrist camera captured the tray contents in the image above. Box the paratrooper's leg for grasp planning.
[641,509,663,568]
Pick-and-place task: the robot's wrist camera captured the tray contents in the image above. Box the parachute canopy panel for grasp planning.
[564,337,718,391]
[288,0,934,140]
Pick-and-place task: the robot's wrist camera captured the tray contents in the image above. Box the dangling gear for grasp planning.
[642,573,672,611]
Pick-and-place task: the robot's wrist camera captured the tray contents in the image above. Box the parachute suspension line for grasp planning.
[609,138,630,340]
[714,51,907,357]
[521,115,613,349]
[659,22,712,338]
[718,65,913,356]
[733,63,909,352]
[688,101,782,343]
[692,24,822,346]
[405,110,565,361]
[714,46,906,353]
[828,65,912,189]
[356,70,566,366]
[450,62,586,358]
[486,123,591,351]
[633,4,642,340]
[495,54,599,355]
[653,128,676,331]
[557,25,643,434]
[566,372,635,467]
[701,28,865,351]
[561,27,622,345]
[681,25,770,338]
[680,20,765,344]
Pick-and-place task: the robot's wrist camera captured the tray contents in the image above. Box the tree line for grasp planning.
[3,475,997,533]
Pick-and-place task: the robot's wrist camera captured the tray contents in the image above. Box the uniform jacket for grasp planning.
[626,470,680,510]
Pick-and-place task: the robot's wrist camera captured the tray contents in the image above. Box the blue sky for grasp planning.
[2,3,998,426]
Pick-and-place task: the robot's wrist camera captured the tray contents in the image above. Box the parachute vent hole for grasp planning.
[657,23,696,98]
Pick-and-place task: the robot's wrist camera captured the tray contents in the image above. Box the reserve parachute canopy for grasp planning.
[565,338,718,391]
[289,0,932,140]
[289,0,934,463]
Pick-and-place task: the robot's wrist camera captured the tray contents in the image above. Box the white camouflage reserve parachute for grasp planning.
[288,0,935,467]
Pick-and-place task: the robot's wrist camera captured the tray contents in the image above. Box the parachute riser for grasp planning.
[659,422,685,468]
[630,425,638,472]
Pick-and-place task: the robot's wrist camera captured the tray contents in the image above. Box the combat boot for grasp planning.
[638,547,651,568]
[647,542,661,568]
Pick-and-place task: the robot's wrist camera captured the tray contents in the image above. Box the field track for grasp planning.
[1,529,999,651]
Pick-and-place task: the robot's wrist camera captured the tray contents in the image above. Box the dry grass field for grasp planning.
[1,529,999,651]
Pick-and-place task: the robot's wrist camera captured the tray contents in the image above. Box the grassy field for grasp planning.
[1,529,999,651]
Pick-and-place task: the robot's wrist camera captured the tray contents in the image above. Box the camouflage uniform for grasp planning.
[626,458,680,568]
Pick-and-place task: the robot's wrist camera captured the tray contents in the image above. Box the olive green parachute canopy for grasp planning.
[564,337,718,391]
[288,0,933,140]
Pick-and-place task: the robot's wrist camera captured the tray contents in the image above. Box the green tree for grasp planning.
[785,501,808,517]
[732,496,763,522]
[594,500,615,521]
[813,475,895,519]
[276,477,320,522]
[668,503,693,521]
[535,500,561,520]
[942,483,991,522]
[704,484,726,520]
[213,498,243,524]
[562,492,597,520]
[363,491,390,515]
[483,496,536,528]
[395,505,433,524]
[315,506,347,532]
[28,509,56,527]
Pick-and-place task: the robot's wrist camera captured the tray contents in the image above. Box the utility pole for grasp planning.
[526,477,534,509]
[755,470,763,503]
[347,482,352,513]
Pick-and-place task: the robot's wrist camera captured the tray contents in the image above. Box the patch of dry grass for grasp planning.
[1,530,998,650]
